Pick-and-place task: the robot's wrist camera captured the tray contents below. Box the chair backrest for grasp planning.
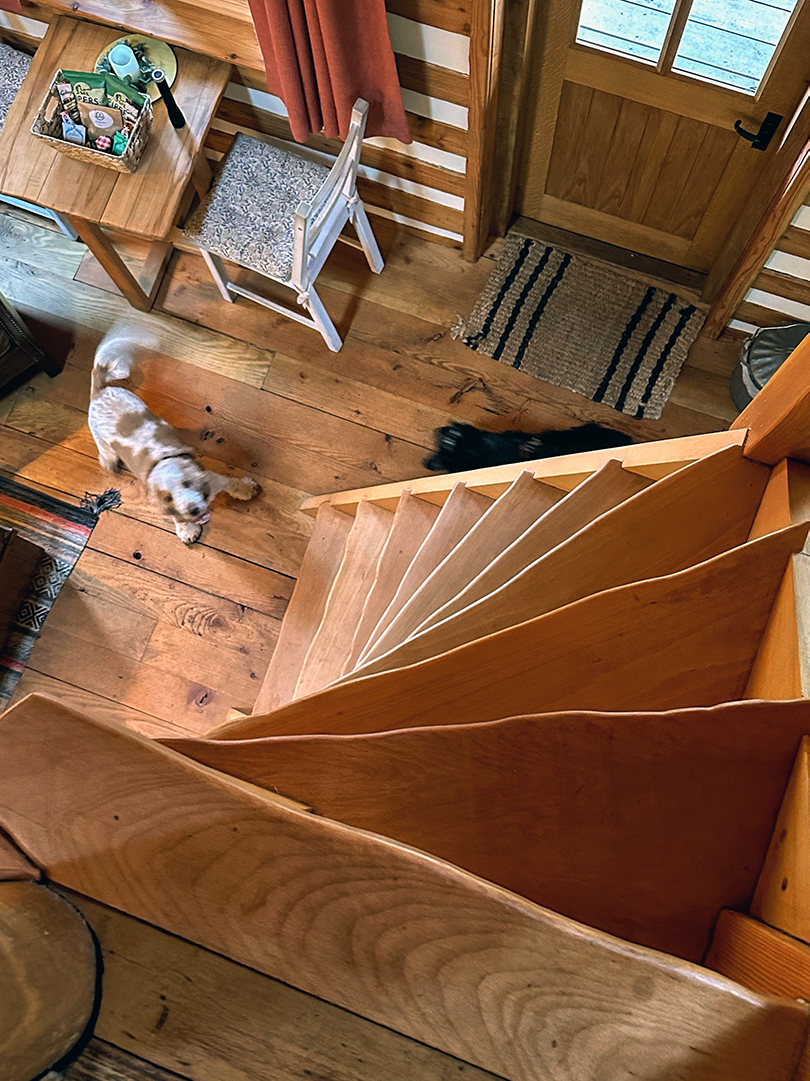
[291,99,369,286]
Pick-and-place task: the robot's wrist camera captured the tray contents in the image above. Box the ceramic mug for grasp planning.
[108,43,140,81]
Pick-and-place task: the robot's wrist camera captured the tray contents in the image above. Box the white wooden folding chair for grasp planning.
[183,98,383,352]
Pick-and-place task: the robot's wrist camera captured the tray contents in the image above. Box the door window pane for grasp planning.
[673,0,800,93]
[576,0,676,63]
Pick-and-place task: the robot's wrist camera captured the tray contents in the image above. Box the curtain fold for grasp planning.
[247,0,411,144]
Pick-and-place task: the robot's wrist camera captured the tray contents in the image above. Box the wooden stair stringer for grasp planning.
[0,695,807,1081]
[293,501,394,700]
[751,734,810,943]
[744,459,810,699]
[356,471,563,663]
[207,521,810,741]
[357,482,493,664]
[344,491,441,672]
[252,504,352,715]
[414,459,651,632]
[166,698,810,966]
[349,445,771,682]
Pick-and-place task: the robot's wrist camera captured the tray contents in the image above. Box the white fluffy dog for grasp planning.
[88,324,259,545]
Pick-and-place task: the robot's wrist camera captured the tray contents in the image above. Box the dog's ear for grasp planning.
[148,484,174,509]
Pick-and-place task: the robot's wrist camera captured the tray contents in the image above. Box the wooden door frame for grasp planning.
[702,93,810,334]
[472,0,810,282]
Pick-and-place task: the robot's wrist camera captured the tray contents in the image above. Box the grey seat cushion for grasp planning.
[0,43,32,132]
[184,133,331,283]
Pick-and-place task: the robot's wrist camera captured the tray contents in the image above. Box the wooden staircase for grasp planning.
[227,437,795,714]
[8,338,810,1080]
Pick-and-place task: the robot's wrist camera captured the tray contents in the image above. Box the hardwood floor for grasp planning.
[0,205,742,734]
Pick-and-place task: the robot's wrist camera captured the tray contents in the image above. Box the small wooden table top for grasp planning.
[0,16,231,240]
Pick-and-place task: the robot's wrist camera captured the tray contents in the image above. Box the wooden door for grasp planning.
[516,0,810,272]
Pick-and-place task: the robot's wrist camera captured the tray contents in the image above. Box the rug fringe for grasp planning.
[81,489,122,514]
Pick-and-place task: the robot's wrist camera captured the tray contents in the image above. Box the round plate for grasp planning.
[95,34,177,102]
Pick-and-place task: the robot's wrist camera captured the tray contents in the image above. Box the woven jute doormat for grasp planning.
[452,236,706,419]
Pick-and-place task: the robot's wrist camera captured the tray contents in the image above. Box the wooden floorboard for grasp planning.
[0,207,739,734]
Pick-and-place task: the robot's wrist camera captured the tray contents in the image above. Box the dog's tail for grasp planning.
[91,322,162,398]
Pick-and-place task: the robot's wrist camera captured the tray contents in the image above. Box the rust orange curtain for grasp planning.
[247,0,411,144]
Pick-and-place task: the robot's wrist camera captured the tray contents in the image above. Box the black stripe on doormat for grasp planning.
[593,287,655,404]
[634,304,698,418]
[492,245,554,361]
[464,238,533,349]
[511,252,572,370]
[614,293,676,413]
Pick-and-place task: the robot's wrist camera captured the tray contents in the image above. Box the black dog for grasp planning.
[424,422,633,472]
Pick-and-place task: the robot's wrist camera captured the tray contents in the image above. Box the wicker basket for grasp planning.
[30,69,152,174]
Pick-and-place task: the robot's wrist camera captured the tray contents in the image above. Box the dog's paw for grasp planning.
[175,521,204,546]
[232,477,261,501]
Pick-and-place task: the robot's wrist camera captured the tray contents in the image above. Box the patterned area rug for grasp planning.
[452,237,706,419]
[0,475,119,701]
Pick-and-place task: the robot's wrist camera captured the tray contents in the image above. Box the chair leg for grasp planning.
[304,286,343,352]
[201,249,235,303]
[352,203,384,274]
[50,212,79,241]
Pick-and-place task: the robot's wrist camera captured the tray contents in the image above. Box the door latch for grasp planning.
[734,112,783,151]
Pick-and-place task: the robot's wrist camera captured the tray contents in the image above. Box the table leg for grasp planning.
[191,152,213,200]
[66,217,171,311]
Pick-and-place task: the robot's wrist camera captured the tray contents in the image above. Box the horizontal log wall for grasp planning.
[730,202,810,337]
[1,0,473,247]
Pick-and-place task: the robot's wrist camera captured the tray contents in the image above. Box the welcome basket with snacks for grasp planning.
[30,69,152,173]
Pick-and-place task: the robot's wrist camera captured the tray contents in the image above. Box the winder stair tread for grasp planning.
[414,459,651,632]
[356,482,494,666]
[293,500,394,700]
[252,503,352,715]
[344,490,441,672]
[357,471,563,662]
[348,445,771,681]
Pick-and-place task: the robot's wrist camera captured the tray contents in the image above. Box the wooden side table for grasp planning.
[0,16,231,310]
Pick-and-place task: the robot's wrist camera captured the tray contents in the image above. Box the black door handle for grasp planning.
[734,112,783,151]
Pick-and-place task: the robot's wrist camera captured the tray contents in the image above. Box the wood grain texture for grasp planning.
[360,471,561,660]
[294,502,393,699]
[417,460,651,627]
[707,908,810,999]
[300,431,748,515]
[209,523,809,741]
[745,460,803,699]
[0,881,97,1081]
[0,832,40,882]
[253,505,352,715]
[592,98,651,217]
[351,446,770,680]
[752,735,810,942]
[386,0,472,34]
[66,892,501,1081]
[0,697,807,1081]
[702,95,810,329]
[359,482,492,662]
[0,17,231,240]
[166,699,810,965]
[641,117,707,235]
[732,333,810,464]
[706,910,810,1080]
[462,0,504,259]
[754,267,810,307]
[346,491,441,670]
